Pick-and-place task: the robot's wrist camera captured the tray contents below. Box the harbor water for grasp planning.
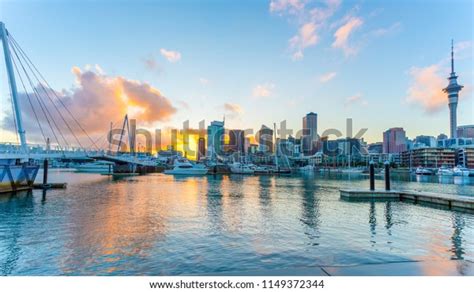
[0,170,473,275]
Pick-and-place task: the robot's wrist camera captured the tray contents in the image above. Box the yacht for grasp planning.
[438,166,454,176]
[74,161,114,173]
[415,167,434,175]
[453,165,470,177]
[164,159,208,175]
[230,162,255,174]
[253,165,270,174]
[298,165,315,173]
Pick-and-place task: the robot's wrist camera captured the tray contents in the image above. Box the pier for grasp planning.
[340,189,474,211]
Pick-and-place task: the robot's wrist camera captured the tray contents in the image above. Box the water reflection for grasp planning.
[0,172,472,275]
[299,177,321,246]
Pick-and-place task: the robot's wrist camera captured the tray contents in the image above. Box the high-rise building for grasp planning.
[197,137,206,160]
[457,125,474,138]
[401,148,456,168]
[302,112,318,155]
[443,41,463,139]
[368,142,383,154]
[414,135,436,148]
[383,127,407,154]
[228,129,245,154]
[207,120,225,159]
[258,125,273,153]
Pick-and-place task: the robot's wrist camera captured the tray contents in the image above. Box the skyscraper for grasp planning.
[207,120,224,159]
[258,125,273,153]
[302,112,318,155]
[197,137,206,160]
[443,40,463,139]
[228,129,245,154]
[383,127,407,154]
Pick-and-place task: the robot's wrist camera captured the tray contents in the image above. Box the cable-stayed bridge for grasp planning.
[0,22,155,170]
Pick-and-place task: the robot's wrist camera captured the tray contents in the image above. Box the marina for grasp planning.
[0,170,472,276]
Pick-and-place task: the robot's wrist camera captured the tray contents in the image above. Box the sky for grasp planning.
[0,0,473,148]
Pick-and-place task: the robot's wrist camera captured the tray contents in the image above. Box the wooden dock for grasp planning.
[340,189,474,211]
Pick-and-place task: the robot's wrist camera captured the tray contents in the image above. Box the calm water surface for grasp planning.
[0,170,473,275]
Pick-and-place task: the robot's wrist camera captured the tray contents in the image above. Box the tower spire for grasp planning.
[451,39,454,74]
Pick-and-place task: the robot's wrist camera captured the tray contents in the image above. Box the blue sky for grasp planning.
[0,0,473,145]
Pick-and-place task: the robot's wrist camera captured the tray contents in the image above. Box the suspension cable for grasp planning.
[10,36,83,148]
[10,51,48,145]
[8,39,65,151]
[9,33,100,150]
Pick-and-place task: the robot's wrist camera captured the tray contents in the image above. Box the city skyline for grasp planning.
[0,0,473,145]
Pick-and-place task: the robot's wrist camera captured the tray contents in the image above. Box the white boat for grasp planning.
[164,159,208,175]
[74,161,113,173]
[453,165,470,177]
[339,167,364,174]
[298,165,315,173]
[438,166,454,176]
[230,162,255,174]
[253,165,270,174]
[415,167,434,175]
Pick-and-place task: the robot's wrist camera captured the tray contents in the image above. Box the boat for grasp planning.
[415,167,434,175]
[453,165,470,177]
[164,159,208,175]
[253,165,270,174]
[339,167,364,174]
[298,165,315,173]
[438,166,454,176]
[74,161,114,173]
[230,162,255,174]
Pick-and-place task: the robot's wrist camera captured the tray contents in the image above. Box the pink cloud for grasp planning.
[332,17,363,56]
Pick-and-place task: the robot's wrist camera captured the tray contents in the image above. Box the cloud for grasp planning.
[271,0,341,60]
[269,0,305,15]
[289,22,318,60]
[160,48,181,62]
[405,65,447,113]
[319,71,337,83]
[252,83,275,98]
[405,41,472,114]
[1,66,177,144]
[332,17,363,56]
[371,21,401,37]
[223,103,243,118]
[345,93,367,106]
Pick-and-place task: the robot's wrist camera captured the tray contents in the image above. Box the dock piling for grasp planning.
[369,161,375,191]
[43,159,48,185]
[384,161,390,191]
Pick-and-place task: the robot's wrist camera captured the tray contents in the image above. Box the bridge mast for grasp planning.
[0,22,27,152]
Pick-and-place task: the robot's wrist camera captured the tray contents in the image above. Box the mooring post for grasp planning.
[384,161,390,191]
[369,160,375,191]
[43,159,48,185]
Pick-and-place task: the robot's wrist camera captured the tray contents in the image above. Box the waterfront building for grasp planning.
[383,127,407,153]
[437,133,448,141]
[207,120,225,159]
[437,137,474,148]
[197,137,206,161]
[257,125,273,153]
[228,129,245,154]
[457,147,474,169]
[401,148,456,168]
[368,142,383,154]
[248,143,258,154]
[443,41,463,139]
[414,135,436,148]
[302,112,318,155]
[457,125,474,139]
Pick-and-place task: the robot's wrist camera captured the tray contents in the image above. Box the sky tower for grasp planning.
[443,40,463,139]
